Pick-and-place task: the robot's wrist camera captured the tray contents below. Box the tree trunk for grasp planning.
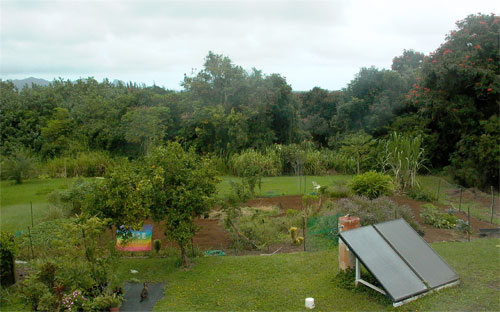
[180,243,189,267]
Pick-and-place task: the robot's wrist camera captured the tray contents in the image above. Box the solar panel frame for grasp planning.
[373,219,459,289]
[339,226,428,302]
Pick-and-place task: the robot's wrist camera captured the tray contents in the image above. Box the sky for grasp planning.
[1,0,498,91]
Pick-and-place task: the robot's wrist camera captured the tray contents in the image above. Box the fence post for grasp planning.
[458,187,463,212]
[491,186,494,224]
[30,201,34,228]
[303,216,306,252]
[28,226,34,259]
[467,205,471,242]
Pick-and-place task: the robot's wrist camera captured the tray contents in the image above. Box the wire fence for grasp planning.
[431,178,499,226]
[304,213,341,252]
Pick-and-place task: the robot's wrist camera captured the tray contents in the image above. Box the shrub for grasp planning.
[407,186,436,202]
[348,171,393,199]
[48,178,95,216]
[233,210,285,250]
[323,196,421,233]
[1,148,35,184]
[154,239,162,253]
[325,185,351,199]
[19,275,51,311]
[420,204,458,229]
[92,293,122,310]
[0,231,16,287]
[455,219,470,233]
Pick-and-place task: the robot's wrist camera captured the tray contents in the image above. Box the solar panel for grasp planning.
[340,225,428,302]
[374,219,459,289]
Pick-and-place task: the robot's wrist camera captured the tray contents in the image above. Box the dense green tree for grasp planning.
[121,106,171,155]
[85,163,151,230]
[145,142,219,266]
[40,108,75,158]
[407,13,499,187]
[298,88,341,146]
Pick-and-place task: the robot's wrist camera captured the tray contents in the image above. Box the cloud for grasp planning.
[1,0,499,90]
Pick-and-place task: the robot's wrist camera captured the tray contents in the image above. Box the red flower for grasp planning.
[488,58,493,61]
[432,60,437,63]
[474,45,481,49]
[487,88,492,92]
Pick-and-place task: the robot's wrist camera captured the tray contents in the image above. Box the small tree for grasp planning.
[340,131,375,174]
[146,142,219,266]
[2,148,34,184]
[85,162,151,230]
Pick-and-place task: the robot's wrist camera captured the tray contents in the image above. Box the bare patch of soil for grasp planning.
[145,218,231,251]
[391,195,497,243]
[134,194,497,255]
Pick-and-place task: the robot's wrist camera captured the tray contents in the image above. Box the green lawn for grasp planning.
[0,178,89,233]
[111,238,500,311]
[217,175,353,198]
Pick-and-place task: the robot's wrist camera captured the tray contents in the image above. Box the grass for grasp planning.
[3,239,499,311]
[217,175,353,198]
[0,178,79,233]
[1,175,499,311]
[418,175,500,225]
[110,238,500,311]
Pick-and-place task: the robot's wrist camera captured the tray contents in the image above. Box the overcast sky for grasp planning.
[1,0,498,91]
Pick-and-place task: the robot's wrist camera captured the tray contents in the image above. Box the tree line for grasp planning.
[1,13,498,189]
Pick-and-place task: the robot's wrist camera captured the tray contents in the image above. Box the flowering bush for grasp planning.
[61,289,87,311]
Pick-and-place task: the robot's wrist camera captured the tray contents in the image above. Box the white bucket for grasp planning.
[305,297,315,309]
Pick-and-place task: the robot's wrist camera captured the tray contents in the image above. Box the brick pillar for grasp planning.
[338,216,360,271]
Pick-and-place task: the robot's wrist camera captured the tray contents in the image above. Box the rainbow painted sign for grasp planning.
[116,225,153,251]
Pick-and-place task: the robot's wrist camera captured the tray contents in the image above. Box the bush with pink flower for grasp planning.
[61,289,87,311]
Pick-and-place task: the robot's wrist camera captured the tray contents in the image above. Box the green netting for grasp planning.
[305,213,341,251]
[263,190,282,198]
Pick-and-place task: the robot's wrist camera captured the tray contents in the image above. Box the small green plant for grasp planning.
[455,219,471,233]
[154,239,162,254]
[407,186,436,202]
[348,171,393,199]
[19,275,51,311]
[326,185,351,198]
[289,227,304,245]
[420,204,458,229]
[92,293,122,309]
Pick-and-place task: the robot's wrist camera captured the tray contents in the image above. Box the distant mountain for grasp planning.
[8,77,51,89]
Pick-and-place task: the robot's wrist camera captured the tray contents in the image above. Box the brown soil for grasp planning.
[391,195,497,243]
[136,194,497,254]
[145,218,232,250]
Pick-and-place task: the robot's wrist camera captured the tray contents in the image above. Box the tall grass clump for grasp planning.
[379,132,426,191]
[42,151,114,178]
